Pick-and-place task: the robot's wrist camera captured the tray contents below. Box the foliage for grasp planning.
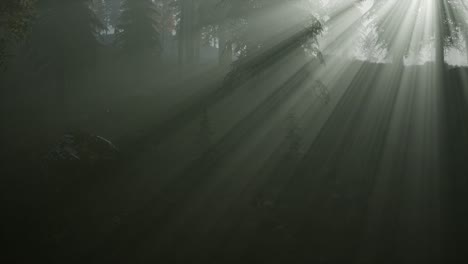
[224,16,323,87]
[116,0,162,56]
[356,23,388,63]
[221,0,324,57]
[362,0,467,63]
[0,0,35,65]
[28,0,102,74]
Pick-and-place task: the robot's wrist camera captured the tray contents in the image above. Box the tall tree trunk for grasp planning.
[178,0,201,65]
[218,24,232,65]
[464,33,468,64]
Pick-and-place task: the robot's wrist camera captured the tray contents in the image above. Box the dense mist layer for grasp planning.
[2,0,468,263]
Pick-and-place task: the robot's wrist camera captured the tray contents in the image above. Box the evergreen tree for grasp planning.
[0,0,35,66]
[108,0,123,30]
[28,0,102,108]
[116,0,162,56]
[363,0,461,66]
[91,0,123,33]
[92,0,110,31]
[223,0,323,87]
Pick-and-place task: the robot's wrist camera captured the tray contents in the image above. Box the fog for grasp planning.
[2,0,468,263]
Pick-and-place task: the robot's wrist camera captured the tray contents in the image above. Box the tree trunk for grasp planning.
[464,33,468,64]
[218,25,232,65]
[434,0,445,67]
[178,0,201,65]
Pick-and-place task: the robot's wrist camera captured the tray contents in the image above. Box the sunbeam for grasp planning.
[2,0,468,263]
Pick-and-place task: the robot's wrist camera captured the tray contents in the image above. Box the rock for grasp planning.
[43,131,120,192]
[45,131,119,164]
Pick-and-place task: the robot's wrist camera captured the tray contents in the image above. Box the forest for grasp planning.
[1,0,468,263]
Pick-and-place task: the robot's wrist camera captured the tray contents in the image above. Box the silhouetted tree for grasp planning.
[356,22,388,62]
[0,0,35,66]
[178,0,201,64]
[159,0,178,52]
[28,0,102,109]
[116,0,162,56]
[364,0,462,66]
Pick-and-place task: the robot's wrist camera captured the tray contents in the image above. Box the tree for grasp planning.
[435,0,448,66]
[178,0,201,64]
[92,0,109,29]
[108,0,123,30]
[223,0,324,86]
[361,0,463,66]
[0,0,35,66]
[28,0,102,108]
[356,22,388,63]
[433,0,468,65]
[159,0,178,52]
[357,0,418,65]
[197,0,232,65]
[90,0,124,32]
[116,0,162,56]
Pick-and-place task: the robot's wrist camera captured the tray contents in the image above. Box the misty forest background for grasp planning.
[2,0,468,263]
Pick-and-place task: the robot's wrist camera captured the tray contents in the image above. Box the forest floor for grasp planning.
[2,61,468,263]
